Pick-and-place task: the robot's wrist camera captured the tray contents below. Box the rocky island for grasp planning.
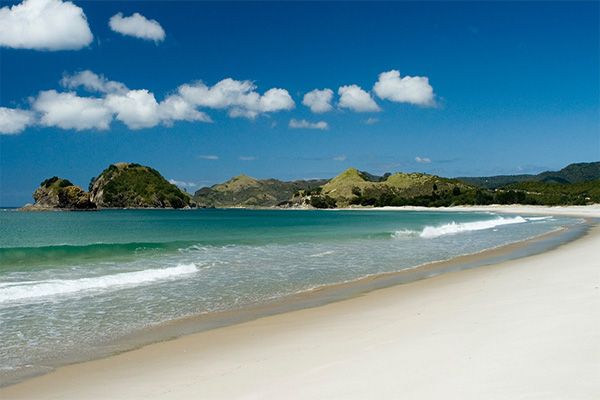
[23,163,193,211]
[21,177,95,211]
[89,163,193,209]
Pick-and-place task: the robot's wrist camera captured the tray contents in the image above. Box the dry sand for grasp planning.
[2,206,599,399]
[350,204,600,218]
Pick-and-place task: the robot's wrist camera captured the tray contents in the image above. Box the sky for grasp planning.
[0,1,598,206]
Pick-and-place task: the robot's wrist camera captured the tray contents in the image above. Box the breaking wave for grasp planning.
[0,263,198,304]
[392,216,528,239]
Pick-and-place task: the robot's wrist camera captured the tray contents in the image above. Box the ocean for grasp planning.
[0,208,583,384]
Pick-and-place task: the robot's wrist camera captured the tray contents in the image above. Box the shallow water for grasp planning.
[0,209,582,384]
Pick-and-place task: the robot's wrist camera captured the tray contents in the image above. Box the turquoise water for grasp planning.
[0,209,581,383]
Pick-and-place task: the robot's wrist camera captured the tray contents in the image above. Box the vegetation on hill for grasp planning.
[312,168,470,207]
[194,175,327,207]
[457,161,600,189]
[23,160,600,211]
[24,177,95,210]
[501,180,600,205]
[535,162,600,184]
[89,163,192,208]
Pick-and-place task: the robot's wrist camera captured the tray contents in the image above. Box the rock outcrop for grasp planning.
[22,177,95,210]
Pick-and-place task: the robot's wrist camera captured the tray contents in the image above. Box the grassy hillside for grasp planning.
[535,162,600,184]
[502,180,600,205]
[194,175,327,207]
[90,163,192,208]
[316,168,470,207]
[457,161,600,189]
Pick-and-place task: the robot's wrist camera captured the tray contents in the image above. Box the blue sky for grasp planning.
[0,1,598,206]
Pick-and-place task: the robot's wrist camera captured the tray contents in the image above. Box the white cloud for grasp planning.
[0,0,92,50]
[289,119,328,130]
[333,155,347,162]
[104,89,161,130]
[198,155,219,160]
[302,88,333,113]
[61,70,127,94]
[31,74,214,131]
[415,156,432,164]
[259,88,294,112]
[373,70,435,106]
[27,72,295,131]
[10,70,439,133]
[158,95,212,124]
[179,78,294,119]
[239,156,256,161]
[0,107,35,134]
[32,90,112,130]
[338,85,380,112]
[109,12,165,42]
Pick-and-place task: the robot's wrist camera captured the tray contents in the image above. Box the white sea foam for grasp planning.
[0,263,198,304]
[392,216,528,239]
[419,216,527,238]
[390,229,418,238]
[526,216,553,221]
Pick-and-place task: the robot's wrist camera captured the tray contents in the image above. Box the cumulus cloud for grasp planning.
[109,12,165,42]
[288,119,328,130]
[61,70,127,94]
[198,155,219,160]
[6,69,438,133]
[27,71,213,131]
[104,89,161,130]
[158,95,211,124]
[179,78,294,119]
[0,0,93,50]
[0,107,35,134]
[22,72,296,131]
[32,90,113,130]
[373,70,435,106]
[415,156,432,164]
[338,85,380,112]
[302,88,333,113]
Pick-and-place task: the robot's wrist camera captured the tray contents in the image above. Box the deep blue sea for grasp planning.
[0,209,581,383]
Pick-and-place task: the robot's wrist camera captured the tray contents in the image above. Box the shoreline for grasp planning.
[341,204,600,217]
[1,206,599,397]
[0,210,589,387]
[11,203,600,215]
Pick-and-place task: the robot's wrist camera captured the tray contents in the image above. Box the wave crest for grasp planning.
[392,216,528,239]
[0,263,198,305]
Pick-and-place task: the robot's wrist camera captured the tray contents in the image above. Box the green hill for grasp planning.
[89,163,193,208]
[502,180,600,205]
[536,162,600,184]
[318,168,471,207]
[457,161,600,189]
[193,175,327,207]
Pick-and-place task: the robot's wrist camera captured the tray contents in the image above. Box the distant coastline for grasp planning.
[19,160,600,211]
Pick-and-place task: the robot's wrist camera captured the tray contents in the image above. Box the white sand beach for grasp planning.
[2,206,599,399]
[350,204,600,218]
